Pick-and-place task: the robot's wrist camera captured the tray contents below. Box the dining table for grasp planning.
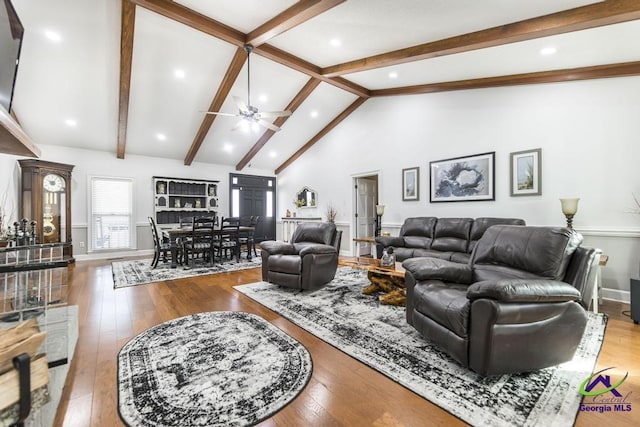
[163,225,255,268]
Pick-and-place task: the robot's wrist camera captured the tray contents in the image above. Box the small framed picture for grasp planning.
[402,167,419,201]
[510,148,542,196]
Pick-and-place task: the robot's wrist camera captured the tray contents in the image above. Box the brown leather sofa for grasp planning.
[261,222,342,289]
[403,225,601,376]
[375,217,525,263]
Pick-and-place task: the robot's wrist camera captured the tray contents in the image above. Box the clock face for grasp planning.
[43,174,65,192]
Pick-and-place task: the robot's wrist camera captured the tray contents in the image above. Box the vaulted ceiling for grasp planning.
[10,0,640,173]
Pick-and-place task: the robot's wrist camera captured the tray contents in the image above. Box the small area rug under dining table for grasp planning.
[111,256,261,288]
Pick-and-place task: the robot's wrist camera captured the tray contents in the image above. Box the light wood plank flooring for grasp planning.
[52,258,639,426]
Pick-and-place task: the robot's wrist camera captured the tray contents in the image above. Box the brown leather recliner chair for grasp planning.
[403,225,601,376]
[261,222,342,289]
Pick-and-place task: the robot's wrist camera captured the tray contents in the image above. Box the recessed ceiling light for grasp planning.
[540,47,557,56]
[156,133,167,141]
[269,151,277,158]
[310,110,319,118]
[223,143,233,152]
[65,119,77,127]
[330,38,341,47]
[44,30,62,42]
[388,71,398,79]
[174,69,185,79]
[259,94,268,103]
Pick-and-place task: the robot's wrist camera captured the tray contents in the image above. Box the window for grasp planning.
[89,177,135,251]
[266,191,273,217]
[231,188,240,217]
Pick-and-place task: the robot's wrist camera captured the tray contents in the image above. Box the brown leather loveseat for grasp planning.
[403,225,601,376]
[261,222,342,289]
[375,217,525,263]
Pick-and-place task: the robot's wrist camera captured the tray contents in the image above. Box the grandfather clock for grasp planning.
[18,159,74,259]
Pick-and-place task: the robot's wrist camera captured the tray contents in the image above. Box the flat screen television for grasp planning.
[0,0,23,113]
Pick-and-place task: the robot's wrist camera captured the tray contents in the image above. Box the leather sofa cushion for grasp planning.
[431,218,473,253]
[450,252,471,264]
[472,225,583,280]
[467,279,582,302]
[403,236,431,249]
[468,217,526,253]
[291,222,336,245]
[400,217,437,238]
[413,281,470,338]
[403,258,472,283]
[413,249,453,261]
[268,254,302,274]
[394,247,415,262]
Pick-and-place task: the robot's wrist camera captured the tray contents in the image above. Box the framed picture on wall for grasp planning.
[402,167,419,201]
[510,148,542,196]
[430,152,495,202]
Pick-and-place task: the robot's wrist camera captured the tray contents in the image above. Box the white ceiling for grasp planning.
[8,0,640,172]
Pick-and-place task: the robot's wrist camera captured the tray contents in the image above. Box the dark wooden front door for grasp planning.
[230,174,276,242]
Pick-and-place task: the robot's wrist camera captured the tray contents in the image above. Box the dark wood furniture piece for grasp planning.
[17,160,74,260]
[153,176,219,226]
[183,217,216,268]
[148,217,171,268]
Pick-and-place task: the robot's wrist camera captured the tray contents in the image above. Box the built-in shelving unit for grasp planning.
[153,176,219,226]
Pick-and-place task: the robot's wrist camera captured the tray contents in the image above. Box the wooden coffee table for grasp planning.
[341,257,406,306]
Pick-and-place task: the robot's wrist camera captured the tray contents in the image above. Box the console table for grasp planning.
[281,217,322,242]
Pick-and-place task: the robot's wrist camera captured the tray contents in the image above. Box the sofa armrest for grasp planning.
[375,236,404,247]
[402,257,472,284]
[299,244,337,257]
[260,240,297,255]
[467,279,581,303]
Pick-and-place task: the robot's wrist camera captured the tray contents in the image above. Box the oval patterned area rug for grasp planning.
[117,311,312,426]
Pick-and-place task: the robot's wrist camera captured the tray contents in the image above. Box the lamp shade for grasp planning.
[559,198,580,215]
[376,205,385,216]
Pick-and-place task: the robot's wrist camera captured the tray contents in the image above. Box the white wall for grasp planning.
[277,76,640,299]
[1,146,274,254]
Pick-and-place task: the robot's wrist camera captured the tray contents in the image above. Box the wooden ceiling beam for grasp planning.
[275,97,367,174]
[117,0,135,159]
[253,44,370,97]
[127,0,245,46]
[236,78,321,171]
[128,1,368,98]
[321,0,640,77]
[370,61,640,97]
[184,47,247,165]
[247,0,346,47]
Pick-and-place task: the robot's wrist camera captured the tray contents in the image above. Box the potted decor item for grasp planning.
[326,203,337,223]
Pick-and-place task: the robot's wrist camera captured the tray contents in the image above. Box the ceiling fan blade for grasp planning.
[257,119,282,132]
[230,119,245,132]
[255,110,292,119]
[233,96,249,113]
[201,111,238,117]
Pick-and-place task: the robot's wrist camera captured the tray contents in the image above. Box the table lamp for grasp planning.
[559,198,579,229]
[375,204,385,236]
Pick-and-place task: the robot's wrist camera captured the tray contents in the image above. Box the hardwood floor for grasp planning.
[52,258,639,426]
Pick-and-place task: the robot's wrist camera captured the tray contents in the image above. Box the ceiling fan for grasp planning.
[203,45,291,132]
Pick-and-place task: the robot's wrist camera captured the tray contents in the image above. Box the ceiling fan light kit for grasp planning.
[204,44,292,132]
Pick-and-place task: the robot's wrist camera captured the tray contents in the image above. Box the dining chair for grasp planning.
[148,216,171,268]
[238,216,259,259]
[183,216,215,267]
[216,217,240,262]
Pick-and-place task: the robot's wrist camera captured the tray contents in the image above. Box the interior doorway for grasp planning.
[353,174,379,256]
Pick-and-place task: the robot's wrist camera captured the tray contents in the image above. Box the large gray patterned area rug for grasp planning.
[235,267,607,427]
[118,311,312,427]
[112,256,262,288]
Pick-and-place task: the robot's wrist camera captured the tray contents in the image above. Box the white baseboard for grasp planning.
[75,249,154,261]
[601,287,631,304]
